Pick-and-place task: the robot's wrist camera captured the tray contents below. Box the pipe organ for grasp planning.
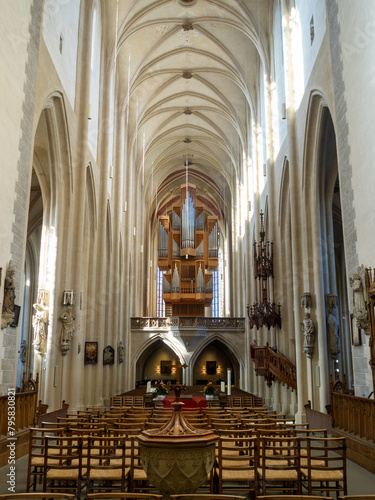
[158,183,219,316]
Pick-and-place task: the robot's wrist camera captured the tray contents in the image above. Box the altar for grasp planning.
[162,397,211,409]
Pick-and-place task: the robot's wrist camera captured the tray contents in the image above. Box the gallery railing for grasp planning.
[131,316,245,330]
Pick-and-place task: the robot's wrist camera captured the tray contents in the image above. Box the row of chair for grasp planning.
[6,494,375,500]
[110,394,265,408]
[27,424,347,499]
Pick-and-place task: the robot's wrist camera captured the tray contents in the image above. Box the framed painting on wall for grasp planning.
[160,360,172,375]
[206,360,216,375]
[103,345,115,365]
[85,342,98,364]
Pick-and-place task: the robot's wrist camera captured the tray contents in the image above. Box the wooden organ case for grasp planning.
[158,184,218,316]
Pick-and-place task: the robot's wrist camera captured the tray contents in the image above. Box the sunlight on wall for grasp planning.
[44,224,57,354]
[107,71,115,197]
[271,80,280,155]
[289,7,305,110]
[88,2,101,160]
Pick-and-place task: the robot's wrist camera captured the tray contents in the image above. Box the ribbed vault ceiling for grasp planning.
[108,0,271,224]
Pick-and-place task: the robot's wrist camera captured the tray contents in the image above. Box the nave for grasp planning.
[1,399,375,498]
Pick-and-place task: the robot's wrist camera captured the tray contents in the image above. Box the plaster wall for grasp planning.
[294,0,327,110]
[0,2,31,266]
[336,1,375,267]
[193,345,231,385]
[42,0,80,109]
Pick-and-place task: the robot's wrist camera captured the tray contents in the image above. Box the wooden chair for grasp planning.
[258,496,334,500]
[257,435,301,496]
[112,422,144,433]
[86,495,162,500]
[0,495,75,500]
[43,436,86,499]
[229,397,242,407]
[294,427,327,464]
[338,497,375,500]
[26,427,65,492]
[86,406,107,412]
[170,496,246,500]
[216,436,258,498]
[127,437,154,493]
[300,436,347,499]
[111,395,124,406]
[133,396,145,407]
[85,436,130,494]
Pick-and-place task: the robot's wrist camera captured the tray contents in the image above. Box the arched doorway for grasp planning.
[191,339,240,387]
[135,339,183,387]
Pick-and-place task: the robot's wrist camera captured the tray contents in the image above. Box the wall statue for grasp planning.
[327,305,340,357]
[118,341,124,364]
[349,266,369,333]
[301,312,315,358]
[59,305,76,356]
[32,299,49,355]
[1,260,16,329]
[19,340,27,364]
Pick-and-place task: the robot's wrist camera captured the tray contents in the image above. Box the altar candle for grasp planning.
[227,369,231,396]
[146,381,151,393]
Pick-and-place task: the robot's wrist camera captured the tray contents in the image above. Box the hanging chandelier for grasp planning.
[247,211,281,330]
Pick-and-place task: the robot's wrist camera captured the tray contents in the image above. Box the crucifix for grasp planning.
[171,361,188,401]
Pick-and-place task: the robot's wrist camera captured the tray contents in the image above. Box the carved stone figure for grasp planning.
[327,306,340,356]
[301,292,312,309]
[59,305,76,356]
[1,260,16,328]
[32,301,49,355]
[350,268,369,333]
[118,341,124,364]
[20,340,27,364]
[301,312,315,358]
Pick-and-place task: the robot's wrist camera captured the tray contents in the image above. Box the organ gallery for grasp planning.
[158,183,218,317]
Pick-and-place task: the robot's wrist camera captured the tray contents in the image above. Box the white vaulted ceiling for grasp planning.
[106,0,271,224]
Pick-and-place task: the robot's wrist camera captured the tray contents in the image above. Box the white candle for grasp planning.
[221,381,225,392]
[227,369,231,396]
[146,381,151,393]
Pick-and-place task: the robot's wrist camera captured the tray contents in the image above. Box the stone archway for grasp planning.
[190,338,241,387]
[135,338,184,387]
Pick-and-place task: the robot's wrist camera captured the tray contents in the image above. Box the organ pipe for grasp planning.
[181,191,195,249]
[206,276,213,293]
[159,221,168,258]
[208,223,218,257]
[157,184,219,317]
[172,264,180,293]
[196,212,204,231]
[197,264,204,293]
[196,239,204,257]
[173,210,181,231]
[163,276,171,293]
[173,239,180,257]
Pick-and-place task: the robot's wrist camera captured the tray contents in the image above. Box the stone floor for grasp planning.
[1,450,375,497]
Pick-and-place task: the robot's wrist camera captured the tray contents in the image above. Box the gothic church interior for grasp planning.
[1,0,375,428]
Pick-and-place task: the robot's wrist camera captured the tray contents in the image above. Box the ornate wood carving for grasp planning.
[252,343,297,391]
